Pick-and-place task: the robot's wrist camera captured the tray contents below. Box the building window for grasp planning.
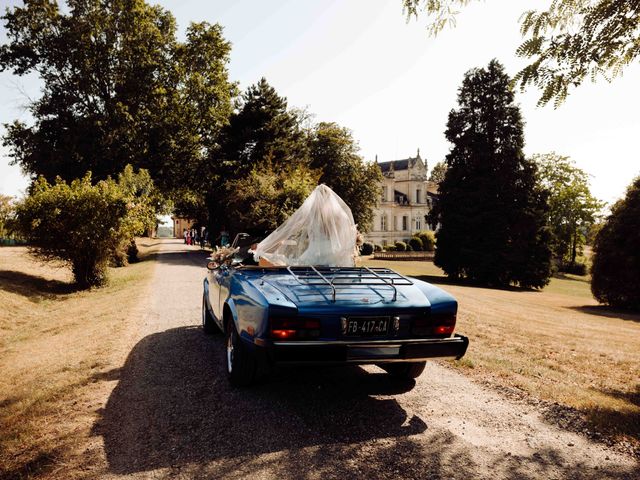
[402,216,408,231]
[381,186,387,202]
[416,188,421,204]
[416,218,421,230]
[382,239,387,247]
[381,214,387,231]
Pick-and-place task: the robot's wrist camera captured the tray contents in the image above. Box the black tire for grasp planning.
[202,293,220,334]
[382,361,426,379]
[225,322,256,386]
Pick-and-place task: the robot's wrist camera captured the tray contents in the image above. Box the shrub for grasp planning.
[417,230,436,251]
[360,242,374,255]
[395,241,407,252]
[385,244,396,252]
[561,262,587,276]
[591,177,640,309]
[14,170,155,288]
[409,236,423,252]
[374,244,383,252]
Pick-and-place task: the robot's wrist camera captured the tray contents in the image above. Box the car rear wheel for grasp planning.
[382,361,426,379]
[202,293,220,334]
[225,323,256,386]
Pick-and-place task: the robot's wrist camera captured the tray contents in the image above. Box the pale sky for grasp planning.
[1,0,638,205]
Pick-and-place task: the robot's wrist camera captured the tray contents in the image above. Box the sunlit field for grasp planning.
[361,257,640,450]
[0,240,160,479]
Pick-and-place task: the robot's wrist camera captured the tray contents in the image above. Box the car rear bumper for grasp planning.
[258,334,469,365]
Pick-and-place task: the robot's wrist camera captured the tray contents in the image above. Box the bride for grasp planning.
[252,184,358,267]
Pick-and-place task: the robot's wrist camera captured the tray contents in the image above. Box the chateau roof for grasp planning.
[378,158,411,173]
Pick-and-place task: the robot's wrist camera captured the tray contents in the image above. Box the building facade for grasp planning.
[172,216,196,239]
[366,151,438,247]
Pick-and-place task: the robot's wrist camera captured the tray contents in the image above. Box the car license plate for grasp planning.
[342,317,389,336]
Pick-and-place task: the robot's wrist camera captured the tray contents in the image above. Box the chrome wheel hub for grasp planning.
[226,333,234,373]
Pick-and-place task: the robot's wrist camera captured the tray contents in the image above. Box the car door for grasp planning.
[218,267,232,318]
[209,268,224,321]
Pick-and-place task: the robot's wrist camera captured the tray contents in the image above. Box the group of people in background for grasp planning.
[183,226,208,249]
[182,226,231,249]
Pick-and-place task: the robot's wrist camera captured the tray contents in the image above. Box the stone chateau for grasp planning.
[366,150,439,247]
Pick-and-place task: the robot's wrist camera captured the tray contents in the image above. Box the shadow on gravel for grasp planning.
[93,326,429,475]
[93,326,640,479]
[151,242,210,267]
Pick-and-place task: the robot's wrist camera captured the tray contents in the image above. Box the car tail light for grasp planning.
[411,313,456,337]
[270,318,320,339]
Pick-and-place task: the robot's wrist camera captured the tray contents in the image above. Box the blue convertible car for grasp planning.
[203,260,468,386]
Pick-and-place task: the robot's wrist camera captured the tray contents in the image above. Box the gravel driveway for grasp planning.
[93,239,639,479]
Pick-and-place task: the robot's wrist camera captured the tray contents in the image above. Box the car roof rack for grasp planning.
[286,266,413,302]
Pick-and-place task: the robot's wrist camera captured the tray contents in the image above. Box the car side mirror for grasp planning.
[206,261,219,270]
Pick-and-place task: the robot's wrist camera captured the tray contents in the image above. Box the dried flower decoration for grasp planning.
[211,245,239,265]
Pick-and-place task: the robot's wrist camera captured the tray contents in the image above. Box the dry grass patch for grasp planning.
[362,258,640,452]
[0,239,160,479]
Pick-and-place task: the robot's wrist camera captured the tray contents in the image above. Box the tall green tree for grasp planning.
[209,78,310,232]
[591,176,640,310]
[221,78,308,174]
[309,122,382,232]
[0,0,235,212]
[533,153,603,269]
[433,60,552,288]
[402,0,640,106]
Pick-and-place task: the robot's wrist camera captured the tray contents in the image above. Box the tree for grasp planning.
[591,177,640,310]
[13,170,156,288]
[221,78,308,175]
[209,78,310,232]
[533,153,603,269]
[224,162,320,235]
[433,60,552,288]
[0,0,235,210]
[0,194,15,238]
[428,161,447,185]
[309,122,382,232]
[402,0,640,106]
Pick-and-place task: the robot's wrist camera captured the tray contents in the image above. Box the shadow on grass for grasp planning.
[586,384,640,446]
[601,384,640,408]
[552,272,590,283]
[0,450,62,480]
[409,274,538,293]
[568,305,640,323]
[0,269,78,300]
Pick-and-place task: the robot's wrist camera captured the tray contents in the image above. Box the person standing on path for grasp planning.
[219,227,229,247]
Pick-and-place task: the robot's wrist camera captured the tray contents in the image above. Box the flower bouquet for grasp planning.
[210,245,240,266]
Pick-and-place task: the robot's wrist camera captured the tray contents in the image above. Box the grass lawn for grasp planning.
[0,240,160,479]
[361,257,640,451]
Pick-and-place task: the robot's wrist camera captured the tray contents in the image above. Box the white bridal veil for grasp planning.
[253,184,358,267]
